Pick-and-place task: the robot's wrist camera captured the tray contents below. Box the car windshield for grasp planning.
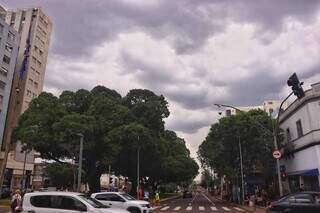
[121,193,135,201]
[78,195,109,208]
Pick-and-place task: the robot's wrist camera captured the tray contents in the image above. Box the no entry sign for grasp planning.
[273,150,282,159]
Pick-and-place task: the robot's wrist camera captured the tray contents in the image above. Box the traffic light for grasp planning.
[281,172,287,181]
[287,73,305,99]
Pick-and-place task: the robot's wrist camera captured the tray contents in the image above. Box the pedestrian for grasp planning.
[155,191,160,206]
[10,189,22,213]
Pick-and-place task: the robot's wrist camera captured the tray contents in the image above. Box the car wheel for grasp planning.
[128,207,141,213]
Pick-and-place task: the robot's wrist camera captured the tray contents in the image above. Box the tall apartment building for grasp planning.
[0,13,19,152]
[0,6,52,189]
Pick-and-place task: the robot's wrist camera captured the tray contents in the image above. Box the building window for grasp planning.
[226,109,231,116]
[32,93,37,98]
[32,56,37,64]
[3,55,10,64]
[296,120,303,138]
[28,78,34,85]
[27,89,32,97]
[0,80,6,89]
[5,45,13,53]
[286,128,291,143]
[7,31,15,42]
[0,67,8,77]
[34,82,39,89]
[37,60,41,68]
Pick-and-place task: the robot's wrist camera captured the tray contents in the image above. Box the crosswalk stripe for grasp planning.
[222,207,231,211]
[160,206,170,211]
[186,206,192,211]
[234,207,244,211]
[211,206,218,211]
[173,206,181,211]
[199,206,205,210]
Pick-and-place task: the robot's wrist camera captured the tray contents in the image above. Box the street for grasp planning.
[154,192,249,213]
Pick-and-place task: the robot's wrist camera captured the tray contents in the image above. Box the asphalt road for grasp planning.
[154,192,249,213]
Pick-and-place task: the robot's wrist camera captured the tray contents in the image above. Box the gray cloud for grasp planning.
[3,0,320,58]
[2,0,320,137]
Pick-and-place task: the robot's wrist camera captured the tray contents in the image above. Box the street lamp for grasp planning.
[214,103,284,197]
[137,135,140,200]
[215,104,245,204]
[76,133,84,192]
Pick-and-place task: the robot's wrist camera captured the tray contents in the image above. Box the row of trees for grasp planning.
[14,86,199,192]
[197,110,276,192]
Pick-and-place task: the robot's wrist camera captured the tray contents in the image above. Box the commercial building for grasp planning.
[0,12,19,150]
[0,6,52,189]
[223,100,287,117]
[279,82,320,193]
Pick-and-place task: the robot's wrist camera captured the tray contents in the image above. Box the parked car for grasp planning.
[183,190,192,198]
[91,192,153,213]
[267,191,320,213]
[20,191,129,213]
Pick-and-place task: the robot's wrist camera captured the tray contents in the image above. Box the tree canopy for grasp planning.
[197,109,275,184]
[14,86,198,192]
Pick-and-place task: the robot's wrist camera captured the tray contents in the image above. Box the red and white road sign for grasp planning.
[273,150,282,159]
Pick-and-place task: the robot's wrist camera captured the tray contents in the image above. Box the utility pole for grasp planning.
[238,136,245,205]
[137,135,140,199]
[21,150,27,190]
[77,134,84,192]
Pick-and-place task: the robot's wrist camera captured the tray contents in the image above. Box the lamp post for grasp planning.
[215,104,245,203]
[214,103,284,196]
[77,133,84,192]
[137,135,140,200]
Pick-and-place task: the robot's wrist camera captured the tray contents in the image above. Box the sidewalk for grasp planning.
[208,194,266,213]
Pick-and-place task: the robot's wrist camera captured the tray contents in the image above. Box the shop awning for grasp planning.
[288,168,319,177]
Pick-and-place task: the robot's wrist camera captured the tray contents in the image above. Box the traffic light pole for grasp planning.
[274,91,293,197]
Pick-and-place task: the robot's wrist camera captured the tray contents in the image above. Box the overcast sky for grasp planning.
[2,0,320,162]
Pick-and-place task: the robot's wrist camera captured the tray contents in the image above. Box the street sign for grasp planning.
[273,150,282,159]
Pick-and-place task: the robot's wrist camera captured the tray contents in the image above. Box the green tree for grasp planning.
[14,86,198,193]
[198,109,275,185]
[46,163,74,189]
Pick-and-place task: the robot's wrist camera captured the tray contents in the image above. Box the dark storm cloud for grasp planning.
[3,0,320,58]
[227,63,320,107]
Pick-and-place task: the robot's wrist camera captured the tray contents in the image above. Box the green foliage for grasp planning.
[14,86,198,192]
[198,109,275,183]
[46,163,74,188]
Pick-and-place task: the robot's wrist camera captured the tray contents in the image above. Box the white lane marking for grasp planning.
[160,206,170,211]
[173,206,181,211]
[234,207,244,211]
[186,206,192,211]
[222,206,231,211]
[211,206,218,211]
[190,191,198,204]
[199,206,205,210]
[201,193,215,206]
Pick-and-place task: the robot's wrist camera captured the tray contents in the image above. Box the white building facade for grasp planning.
[279,82,320,193]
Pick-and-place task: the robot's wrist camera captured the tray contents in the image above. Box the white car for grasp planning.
[21,191,129,213]
[91,192,153,213]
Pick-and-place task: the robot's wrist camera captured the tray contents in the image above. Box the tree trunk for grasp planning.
[88,170,101,193]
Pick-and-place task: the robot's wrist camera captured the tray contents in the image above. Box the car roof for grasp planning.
[92,192,122,195]
[24,191,83,197]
